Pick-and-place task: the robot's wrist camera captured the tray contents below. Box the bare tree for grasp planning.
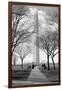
[12,5,30,51]
[12,6,36,52]
[39,31,51,70]
[46,9,58,70]
[49,30,58,69]
[38,7,58,70]
[14,43,32,69]
[39,30,58,70]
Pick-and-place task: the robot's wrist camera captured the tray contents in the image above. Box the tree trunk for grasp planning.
[21,58,23,69]
[14,59,16,66]
[51,57,55,70]
[47,54,50,70]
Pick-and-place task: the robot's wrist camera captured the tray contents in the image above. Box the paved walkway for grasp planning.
[28,66,48,82]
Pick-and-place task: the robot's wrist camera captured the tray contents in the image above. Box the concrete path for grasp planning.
[28,66,48,82]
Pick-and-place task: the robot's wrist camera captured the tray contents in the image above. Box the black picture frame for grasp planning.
[8,1,61,88]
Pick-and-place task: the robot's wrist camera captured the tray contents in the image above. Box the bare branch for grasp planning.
[23,49,32,59]
[12,30,35,51]
[53,51,59,57]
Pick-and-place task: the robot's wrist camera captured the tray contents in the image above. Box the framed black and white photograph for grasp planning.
[8,2,60,88]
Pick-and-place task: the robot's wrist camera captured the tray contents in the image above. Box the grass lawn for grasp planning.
[39,63,59,82]
[12,63,59,82]
[12,65,32,81]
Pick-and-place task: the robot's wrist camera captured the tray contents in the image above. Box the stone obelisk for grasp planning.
[35,10,39,66]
